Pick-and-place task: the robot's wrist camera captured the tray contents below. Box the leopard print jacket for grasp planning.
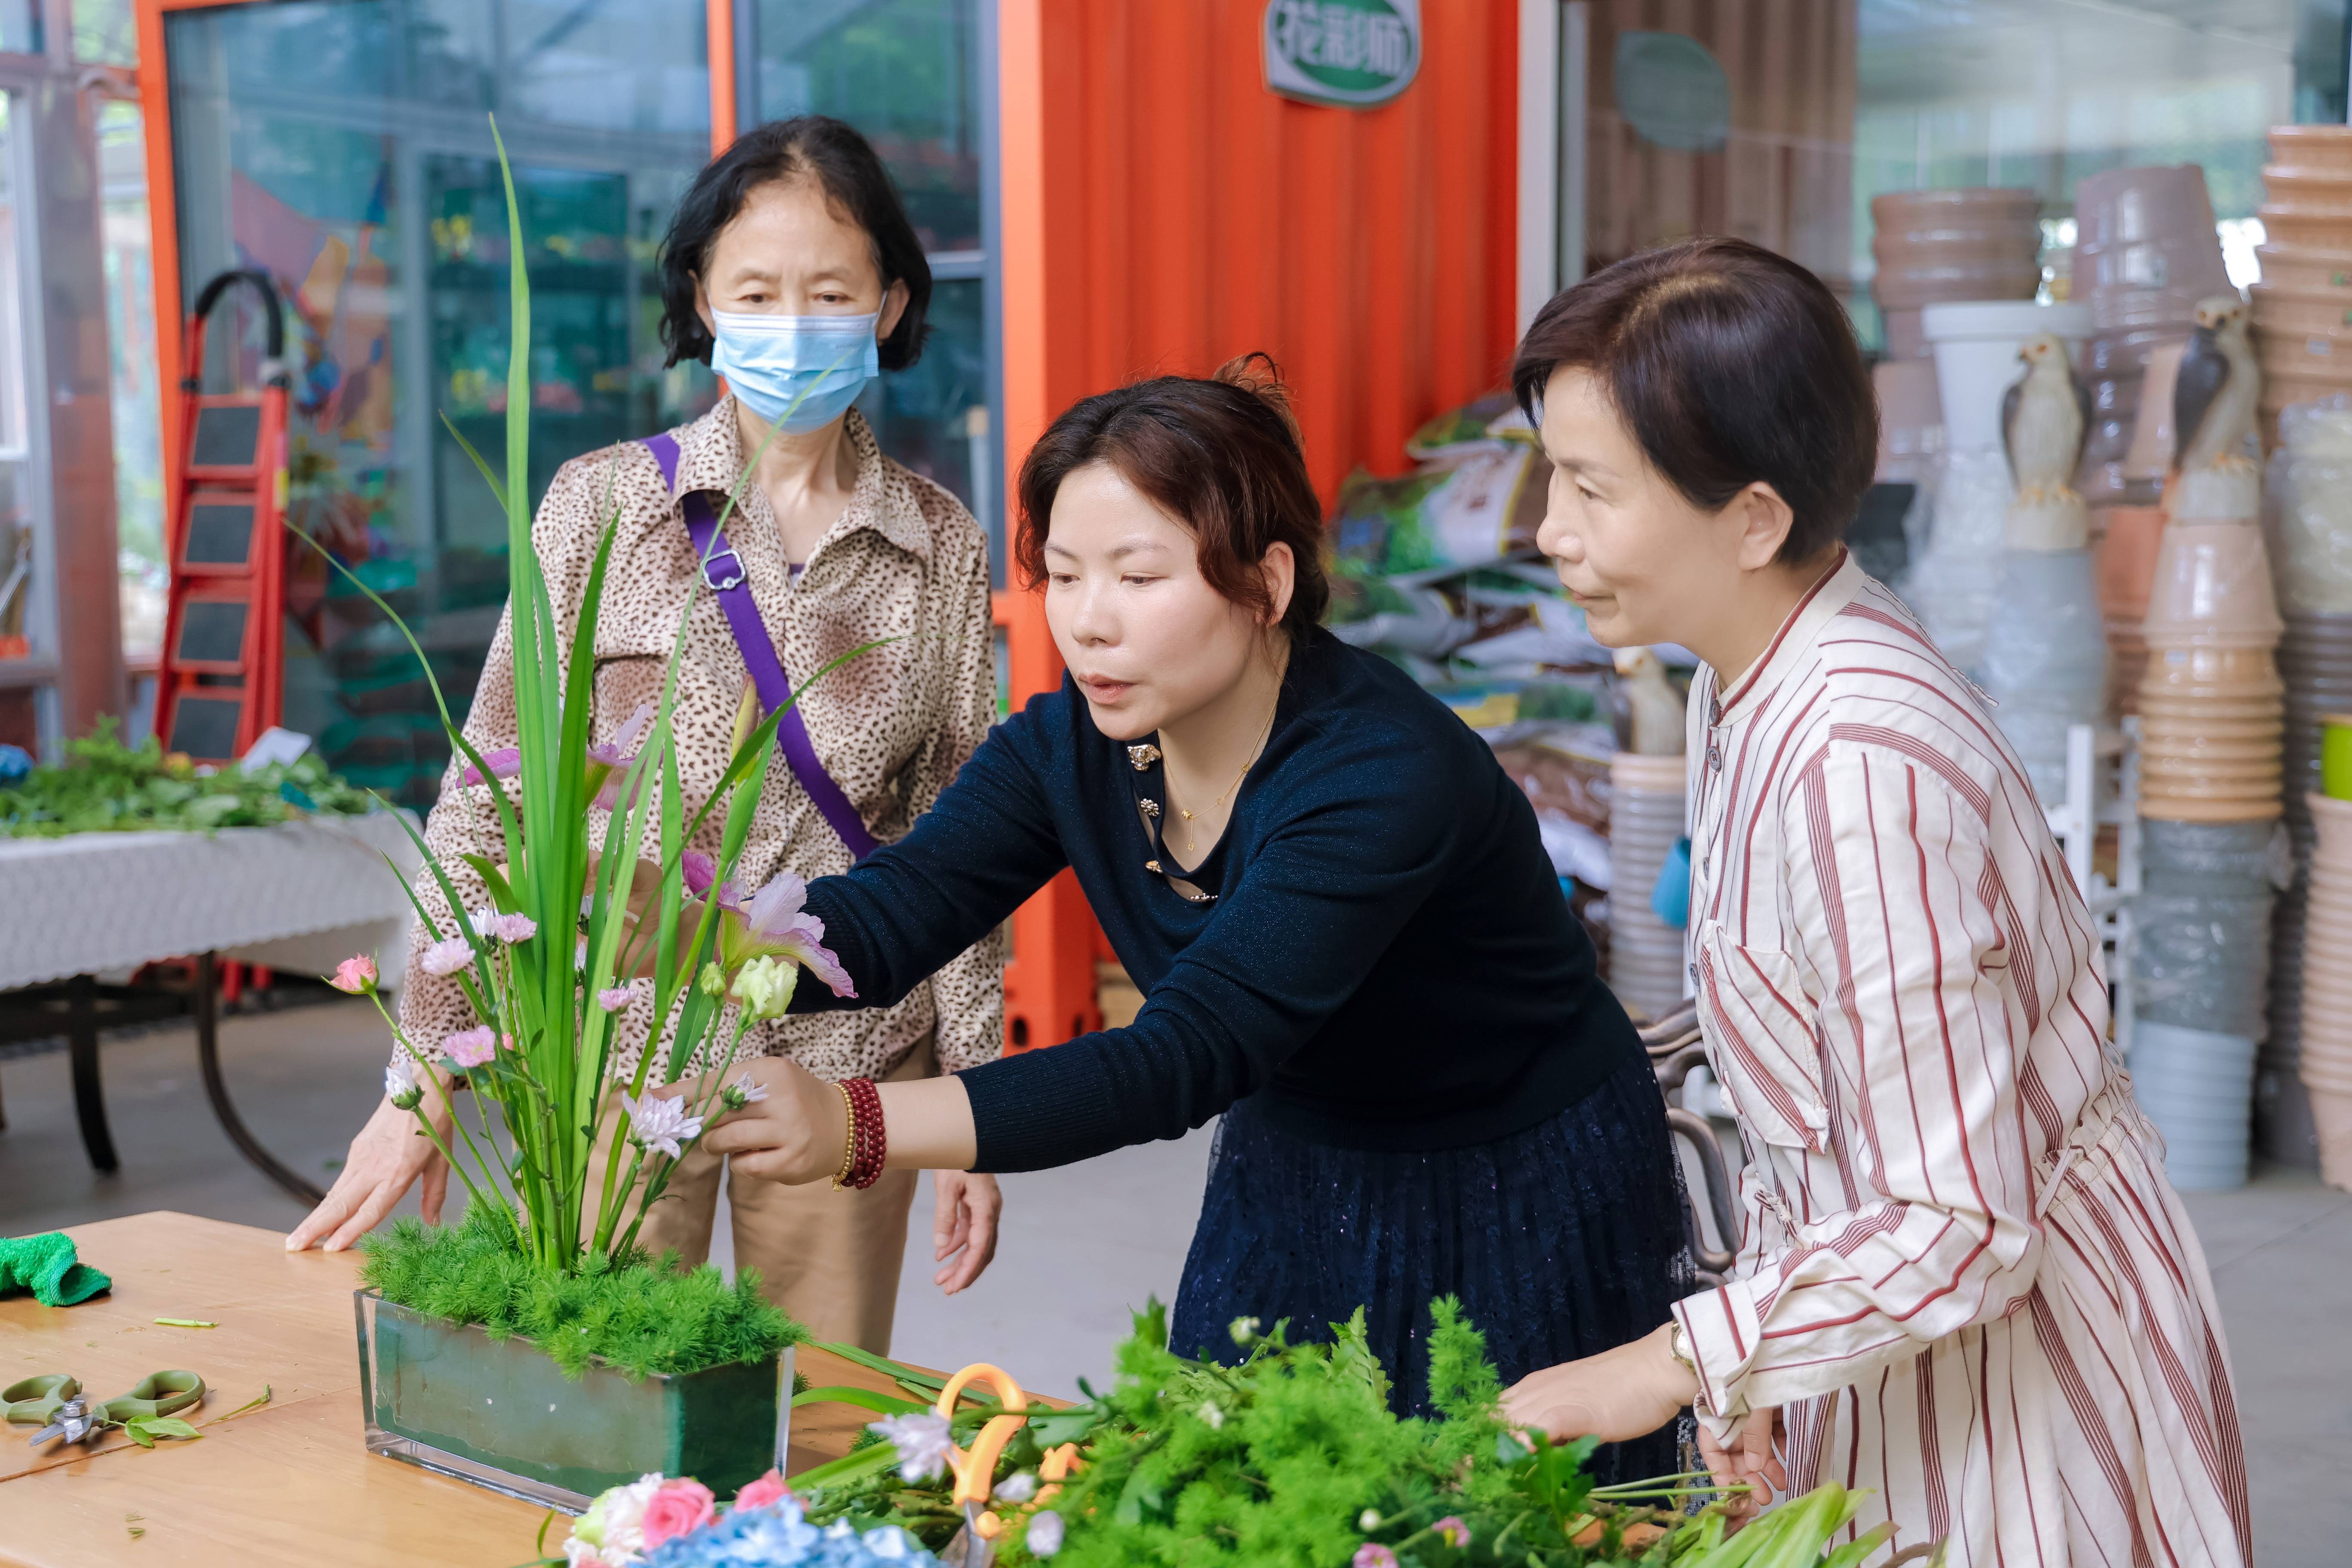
[393,398,1004,1084]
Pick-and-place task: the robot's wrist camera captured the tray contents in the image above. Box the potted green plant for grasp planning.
[327,121,870,1512]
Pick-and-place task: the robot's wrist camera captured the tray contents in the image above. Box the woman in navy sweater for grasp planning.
[700,358,1686,1468]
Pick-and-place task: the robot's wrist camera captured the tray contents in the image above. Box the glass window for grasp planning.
[162,0,713,805]
[0,2,37,57]
[98,99,163,664]
[74,0,135,65]
[0,93,32,665]
[1850,0,2334,347]
[751,0,994,532]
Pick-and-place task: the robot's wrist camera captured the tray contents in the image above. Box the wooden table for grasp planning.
[0,1213,903,1567]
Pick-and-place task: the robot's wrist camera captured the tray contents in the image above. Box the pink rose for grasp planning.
[329,955,378,995]
[732,1470,791,1512]
[639,1479,717,1549]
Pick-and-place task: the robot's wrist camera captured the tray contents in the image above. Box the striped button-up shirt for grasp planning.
[1670,552,2251,1568]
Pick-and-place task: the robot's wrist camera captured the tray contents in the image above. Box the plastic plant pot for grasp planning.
[355,1290,793,1514]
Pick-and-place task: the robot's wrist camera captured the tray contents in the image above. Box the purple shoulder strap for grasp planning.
[642,432,880,861]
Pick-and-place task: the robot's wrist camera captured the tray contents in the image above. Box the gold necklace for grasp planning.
[1176,701,1279,858]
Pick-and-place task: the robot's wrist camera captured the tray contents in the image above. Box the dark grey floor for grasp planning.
[2,998,2343,1565]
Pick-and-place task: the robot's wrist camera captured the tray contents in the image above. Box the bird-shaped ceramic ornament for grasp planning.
[2170,293,2261,521]
[2000,333,2092,505]
[2174,294,2259,476]
[1612,647,1687,757]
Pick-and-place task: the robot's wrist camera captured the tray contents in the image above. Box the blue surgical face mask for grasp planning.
[709,310,881,433]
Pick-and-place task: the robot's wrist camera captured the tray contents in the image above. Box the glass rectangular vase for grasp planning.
[356,1289,792,1513]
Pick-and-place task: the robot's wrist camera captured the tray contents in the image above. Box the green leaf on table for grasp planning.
[125,1417,202,1444]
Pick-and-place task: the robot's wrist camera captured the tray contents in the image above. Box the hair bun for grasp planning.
[1211,352,1303,453]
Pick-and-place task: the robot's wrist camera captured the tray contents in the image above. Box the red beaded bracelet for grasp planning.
[836,1076,886,1191]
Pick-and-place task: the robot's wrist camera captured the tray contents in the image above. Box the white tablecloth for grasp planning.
[0,813,424,992]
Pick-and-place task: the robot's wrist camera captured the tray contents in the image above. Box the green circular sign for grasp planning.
[1264,0,1421,108]
[1613,32,1731,153]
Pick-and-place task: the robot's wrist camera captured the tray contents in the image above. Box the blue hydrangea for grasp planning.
[640,1495,938,1568]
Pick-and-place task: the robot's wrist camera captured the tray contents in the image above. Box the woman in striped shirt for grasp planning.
[1497,238,2251,1568]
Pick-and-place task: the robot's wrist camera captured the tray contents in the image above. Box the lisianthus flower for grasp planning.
[712,873,855,998]
[329,955,378,995]
[639,1479,716,1550]
[596,986,634,1013]
[1352,1546,1398,1568]
[420,935,474,977]
[1433,1516,1471,1548]
[622,1091,703,1160]
[731,1470,791,1512]
[585,702,656,813]
[681,850,717,896]
[457,747,521,789]
[867,1411,952,1483]
[994,1471,1038,1504]
[441,1026,498,1069]
[1024,1511,1065,1558]
[385,1057,422,1110]
[729,955,798,1022]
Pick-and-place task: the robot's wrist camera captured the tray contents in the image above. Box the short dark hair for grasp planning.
[658,116,931,371]
[1511,237,1876,566]
[1014,355,1331,645]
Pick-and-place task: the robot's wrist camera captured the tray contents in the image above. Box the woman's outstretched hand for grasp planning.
[1498,1324,1697,1444]
[931,1171,1002,1294]
[1696,1407,1786,1523]
[286,1089,451,1252]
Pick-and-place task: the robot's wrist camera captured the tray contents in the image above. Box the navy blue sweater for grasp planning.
[794,628,1640,1172]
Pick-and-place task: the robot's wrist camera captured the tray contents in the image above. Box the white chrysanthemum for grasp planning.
[621,1092,703,1160]
[867,1411,952,1483]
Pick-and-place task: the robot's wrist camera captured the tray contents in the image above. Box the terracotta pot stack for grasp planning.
[1868,188,2042,470]
[2298,793,2352,1188]
[1608,751,1689,1022]
[2135,520,2287,823]
[2070,166,2235,714]
[2254,127,2352,449]
[2254,400,2352,1167]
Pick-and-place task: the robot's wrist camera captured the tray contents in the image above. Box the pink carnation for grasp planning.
[639,1479,717,1548]
[329,955,378,995]
[596,986,634,1012]
[732,1470,791,1512]
[420,935,474,977]
[441,1026,498,1069]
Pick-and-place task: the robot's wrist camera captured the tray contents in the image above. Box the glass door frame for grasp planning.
[140,0,1006,593]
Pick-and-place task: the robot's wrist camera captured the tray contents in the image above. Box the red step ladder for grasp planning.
[155,269,291,764]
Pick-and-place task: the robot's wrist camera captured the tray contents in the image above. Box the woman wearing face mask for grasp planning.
[1495,239,2249,1567]
[288,117,1007,1353]
[674,357,1690,1473]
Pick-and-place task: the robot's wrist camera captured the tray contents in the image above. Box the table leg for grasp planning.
[194,952,327,1207]
[68,973,120,1173]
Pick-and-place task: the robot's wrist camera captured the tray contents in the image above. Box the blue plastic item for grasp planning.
[0,744,31,785]
[1650,836,1692,929]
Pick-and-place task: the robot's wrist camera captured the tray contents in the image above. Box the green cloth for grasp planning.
[0,1232,111,1307]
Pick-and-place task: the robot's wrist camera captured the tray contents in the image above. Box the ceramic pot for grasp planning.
[1923,300,2094,451]
[2253,285,2352,334]
[2071,165,2233,331]
[2096,505,2167,622]
[2271,124,2352,172]
[2140,795,2285,823]
[1873,359,1942,477]
[1882,308,1932,361]
[2255,321,2352,381]
[2262,204,2352,253]
[2255,243,2352,294]
[2141,527,2287,647]
[2263,166,2352,211]
[2111,339,2189,484]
